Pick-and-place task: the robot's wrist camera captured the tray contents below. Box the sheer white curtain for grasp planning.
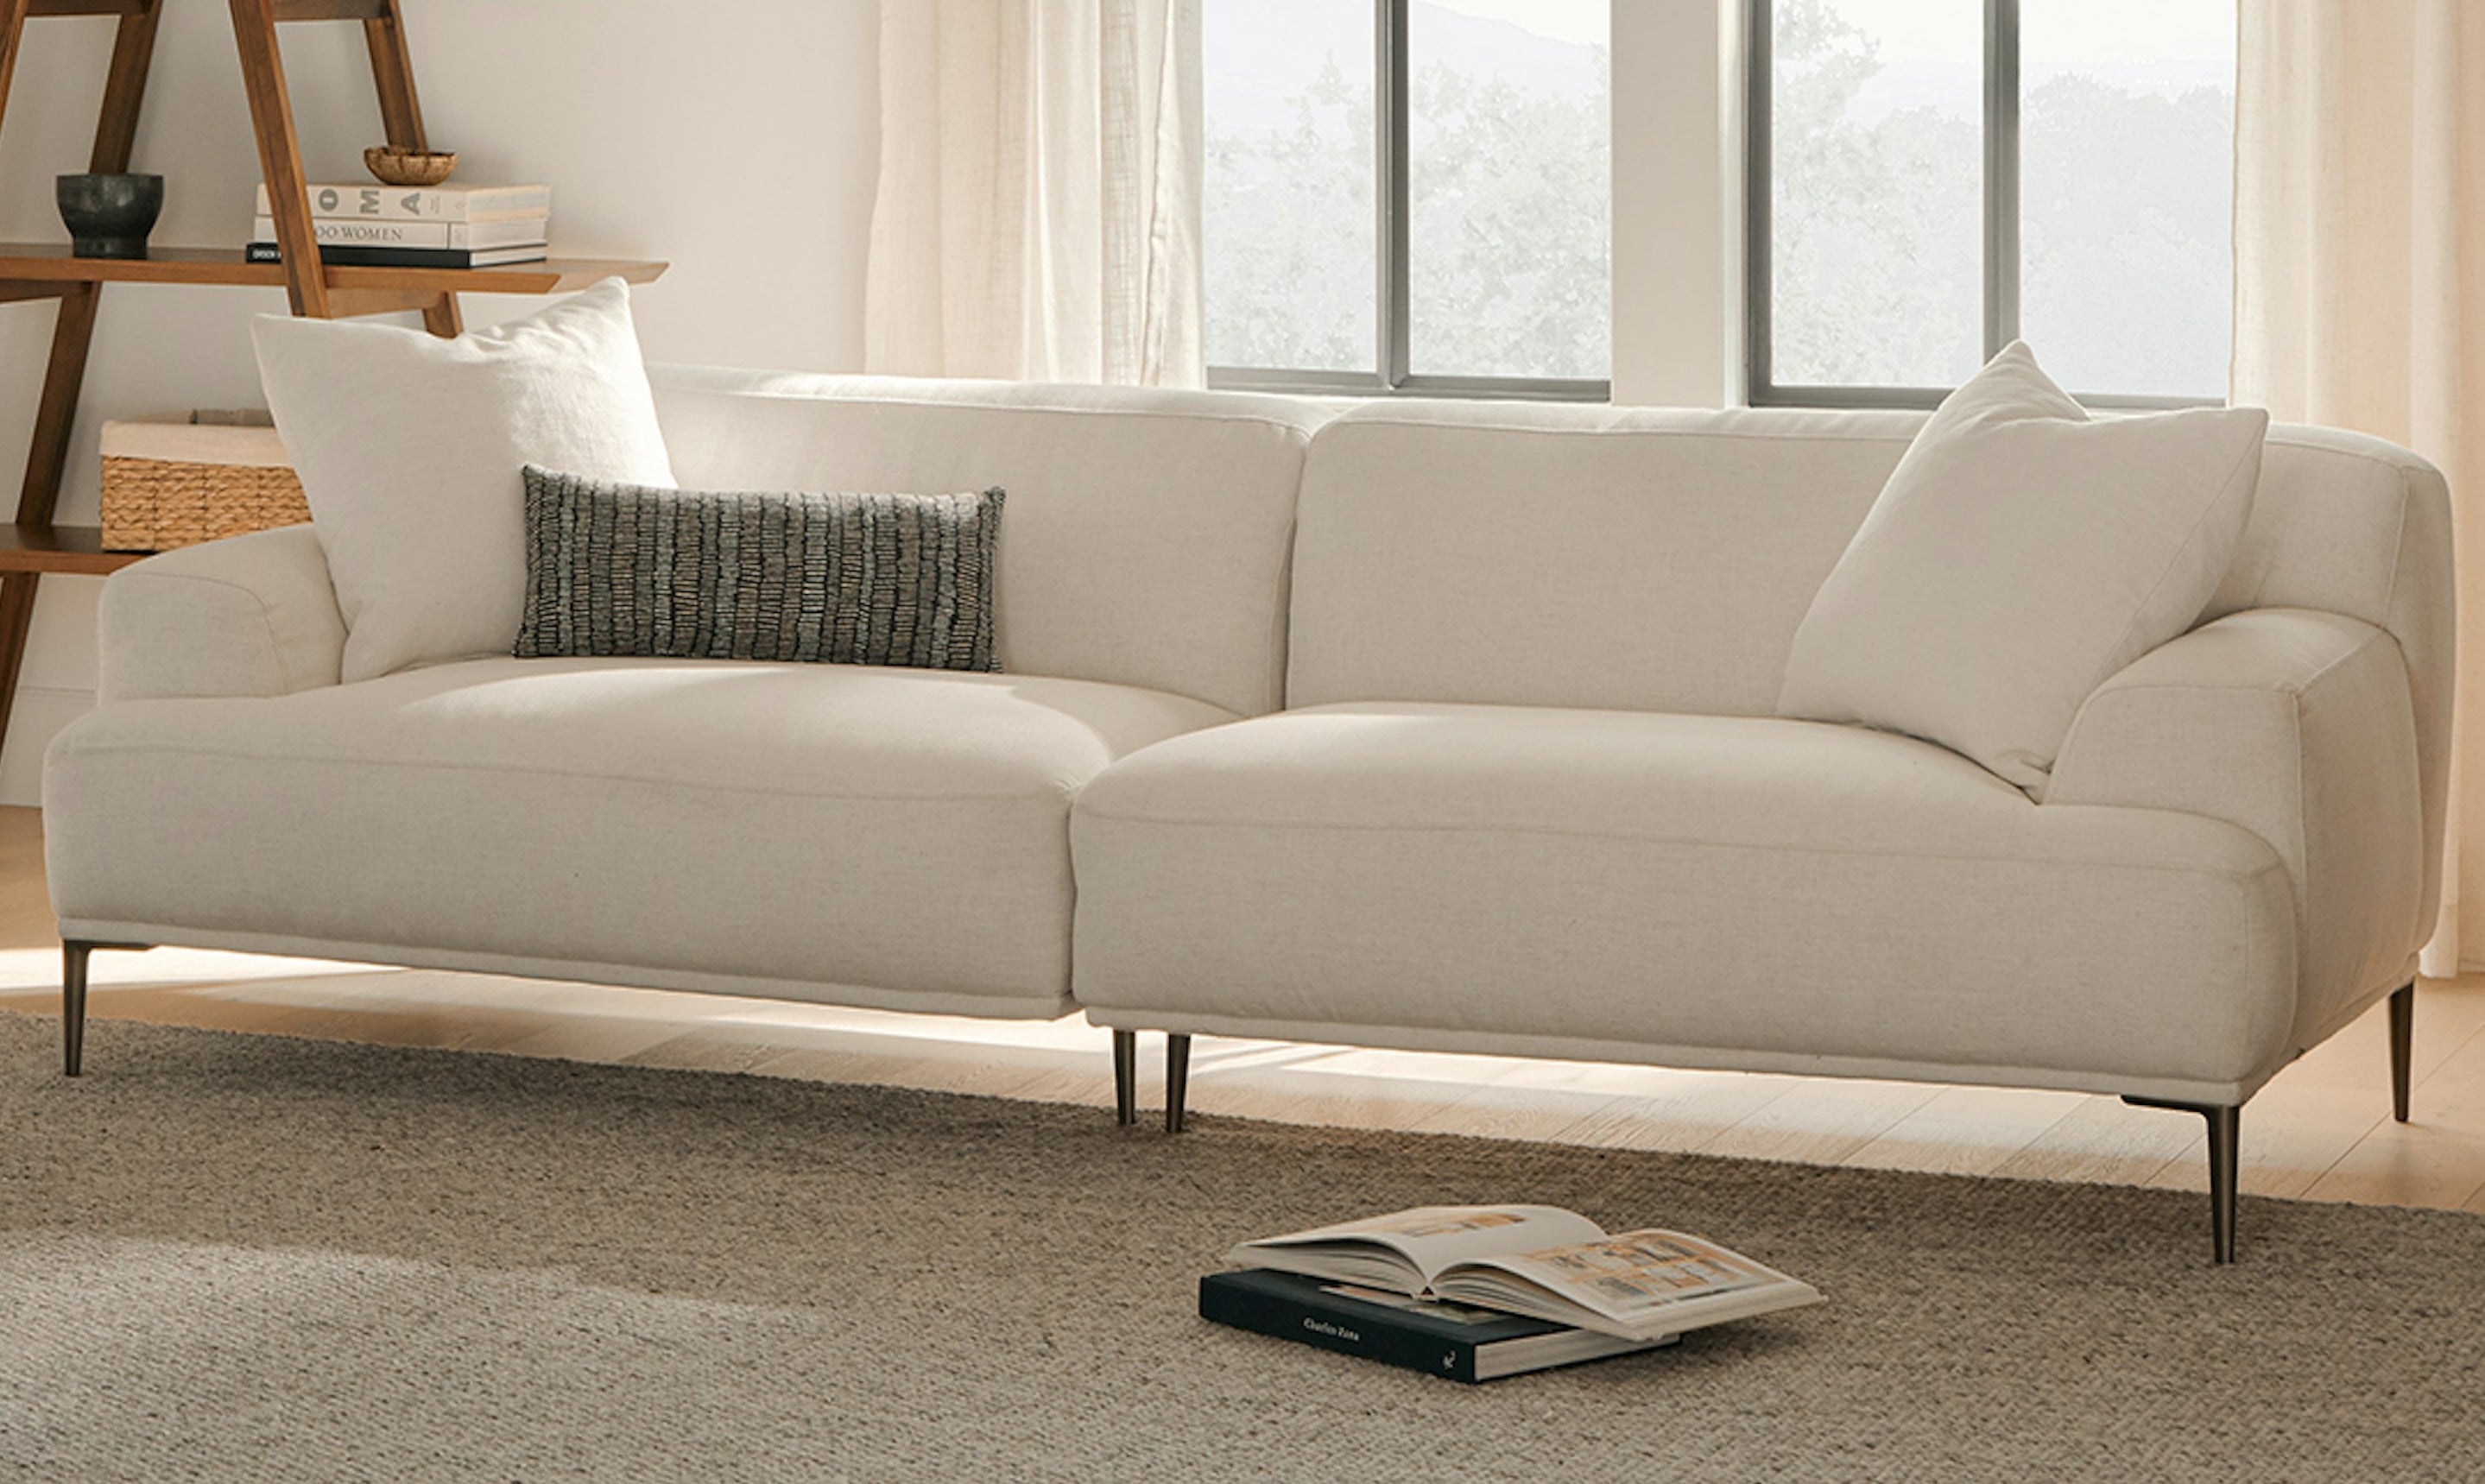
[2232,0,2485,975]
[865,0,1205,387]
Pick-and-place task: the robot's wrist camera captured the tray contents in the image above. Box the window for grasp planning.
[1202,0,1612,399]
[1748,0,2235,407]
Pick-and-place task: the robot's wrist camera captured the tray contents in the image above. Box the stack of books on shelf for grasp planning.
[247,182,552,269]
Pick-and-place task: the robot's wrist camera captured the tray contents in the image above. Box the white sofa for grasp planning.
[43,370,2451,1262]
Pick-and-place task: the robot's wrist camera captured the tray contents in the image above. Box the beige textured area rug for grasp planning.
[3,1014,2482,1483]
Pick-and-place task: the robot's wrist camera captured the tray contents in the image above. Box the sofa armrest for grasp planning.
[2046,608,2425,1052]
[95,525,346,704]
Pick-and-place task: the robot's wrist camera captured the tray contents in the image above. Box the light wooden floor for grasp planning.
[5,806,2484,1214]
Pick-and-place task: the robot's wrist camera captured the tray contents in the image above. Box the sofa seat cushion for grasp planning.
[45,658,1236,1015]
[1072,704,2300,1098]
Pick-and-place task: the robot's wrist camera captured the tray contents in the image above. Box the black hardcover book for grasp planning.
[244,242,548,269]
[1200,1268,1673,1384]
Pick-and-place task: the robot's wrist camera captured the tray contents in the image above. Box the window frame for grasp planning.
[1205,0,1613,402]
[1744,0,2222,411]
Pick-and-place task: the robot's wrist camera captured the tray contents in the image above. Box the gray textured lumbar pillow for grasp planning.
[515,466,1002,672]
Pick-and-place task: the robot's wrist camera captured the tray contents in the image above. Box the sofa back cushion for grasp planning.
[1287,401,1920,717]
[1286,402,2448,730]
[648,366,1328,717]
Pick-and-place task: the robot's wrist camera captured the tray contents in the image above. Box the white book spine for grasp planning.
[252,216,548,250]
[253,182,553,222]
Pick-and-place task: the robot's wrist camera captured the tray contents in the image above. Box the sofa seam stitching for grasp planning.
[54,743,1083,805]
[1078,1007,2261,1095]
[2376,468,2415,622]
[47,918,1076,1007]
[2293,623,2390,695]
[1073,810,2286,884]
[2070,434,2267,717]
[118,571,297,695]
[1315,421,1919,447]
[2075,620,2388,706]
[665,386,1326,439]
[2291,686,2311,962]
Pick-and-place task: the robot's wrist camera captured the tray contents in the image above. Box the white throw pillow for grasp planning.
[1776,342,2267,795]
[253,279,676,682]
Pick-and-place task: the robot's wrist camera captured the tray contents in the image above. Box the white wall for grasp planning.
[0,0,882,800]
[1611,0,1743,409]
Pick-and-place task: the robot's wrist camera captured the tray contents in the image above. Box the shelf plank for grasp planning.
[0,524,149,576]
[0,244,666,295]
[272,0,389,19]
[28,0,155,17]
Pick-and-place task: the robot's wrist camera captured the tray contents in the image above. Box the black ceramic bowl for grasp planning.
[57,173,163,260]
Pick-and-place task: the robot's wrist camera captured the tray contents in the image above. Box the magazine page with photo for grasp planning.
[1225,1205,1820,1342]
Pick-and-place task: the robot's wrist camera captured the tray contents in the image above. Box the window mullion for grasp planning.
[1744,0,1774,401]
[1377,0,1411,388]
[1983,0,2022,357]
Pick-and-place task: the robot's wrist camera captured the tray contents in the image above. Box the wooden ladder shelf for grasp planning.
[0,0,665,752]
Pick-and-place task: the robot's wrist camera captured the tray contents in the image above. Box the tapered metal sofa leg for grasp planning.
[1166,1033,1192,1134]
[1111,1029,1137,1127]
[2388,982,2415,1123]
[2124,1096,2243,1264]
[61,940,93,1078]
[2203,1104,2241,1266]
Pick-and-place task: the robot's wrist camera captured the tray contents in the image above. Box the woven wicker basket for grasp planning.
[100,412,307,553]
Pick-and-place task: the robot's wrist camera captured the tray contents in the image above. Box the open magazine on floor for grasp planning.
[1224,1204,1820,1342]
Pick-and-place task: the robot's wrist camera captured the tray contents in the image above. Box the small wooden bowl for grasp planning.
[364,147,458,188]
